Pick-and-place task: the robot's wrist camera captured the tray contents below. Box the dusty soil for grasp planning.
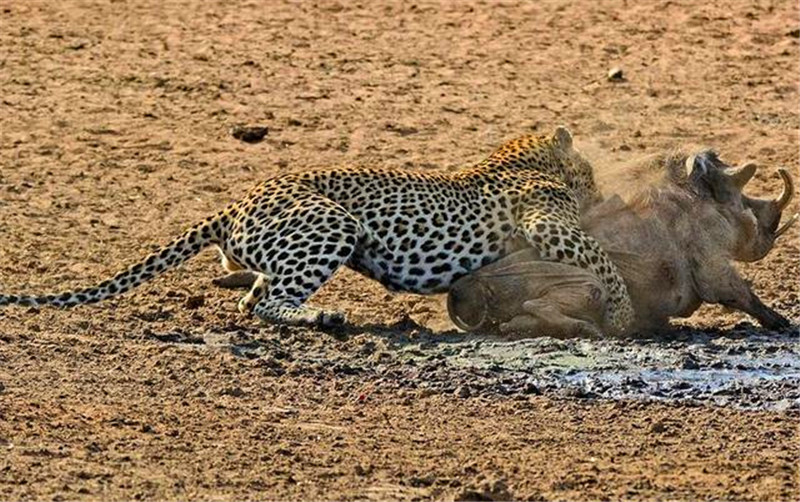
[1,0,799,500]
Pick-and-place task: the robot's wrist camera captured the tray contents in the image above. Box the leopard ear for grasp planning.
[553,126,573,149]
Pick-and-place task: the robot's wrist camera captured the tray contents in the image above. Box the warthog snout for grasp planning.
[718,164,797,262]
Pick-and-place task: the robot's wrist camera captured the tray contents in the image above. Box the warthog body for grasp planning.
[447,150,796,337]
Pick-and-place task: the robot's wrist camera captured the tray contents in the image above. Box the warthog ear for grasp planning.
[553,126,573,149]
[686,150,734,202]
[726,162,757,189]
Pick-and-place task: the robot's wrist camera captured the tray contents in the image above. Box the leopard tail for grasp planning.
[0,213,227,308]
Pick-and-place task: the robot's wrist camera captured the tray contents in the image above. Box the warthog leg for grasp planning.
[212,271,260,289]
[499,299,604,339]
[722,290,791,331]
[693,256,791,331]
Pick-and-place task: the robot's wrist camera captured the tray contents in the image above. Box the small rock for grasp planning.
[453,489,486,501]
[354,464,371,476]
[333,363,360,375]
[384,123,419,136]
[560,387,595,399]
[359,340,377,356]
[184,294,205,310]
[67,40,88,51]
[607,67,625,82]
[192,48,211,61]
[418,388,436,398]
[410,474,436,487]
[680,355,700,370]
[523,382,541,395]
[650,420,668,434]
[0,381,5,394]
[230,125,268,143]
[487,479,513,500]
[221,386,246,398]
[455,386,471,399]
[455,478,513,501]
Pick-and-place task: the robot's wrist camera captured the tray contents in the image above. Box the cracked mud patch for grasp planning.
[196,323,800,410]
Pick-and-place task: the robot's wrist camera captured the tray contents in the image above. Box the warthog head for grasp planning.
[683,150,795,262]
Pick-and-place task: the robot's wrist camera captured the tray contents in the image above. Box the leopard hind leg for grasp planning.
[238,273,268,314]
[247,203,364,327]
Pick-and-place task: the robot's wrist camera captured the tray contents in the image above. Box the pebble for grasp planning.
[680,355,700,370]
[607,67,625,82]
[185,294,205,310]
[455,386,471,398]
[230,125,268,143]
[650,420,668,434]
[418,388,437,399]
[221,386,246,398]
[523,382,541,395]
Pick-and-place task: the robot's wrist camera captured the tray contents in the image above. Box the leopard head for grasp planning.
[550,126,603,209]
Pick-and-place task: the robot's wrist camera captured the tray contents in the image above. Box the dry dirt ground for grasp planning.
[1,0,799,500]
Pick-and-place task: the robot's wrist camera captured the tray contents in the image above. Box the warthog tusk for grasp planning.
[775,212,799,239]
[776,168,794,211]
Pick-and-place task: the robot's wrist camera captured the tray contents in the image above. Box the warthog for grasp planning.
[447,149,796,337]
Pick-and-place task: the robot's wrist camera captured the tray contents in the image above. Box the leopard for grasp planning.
[0,126,634,334]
